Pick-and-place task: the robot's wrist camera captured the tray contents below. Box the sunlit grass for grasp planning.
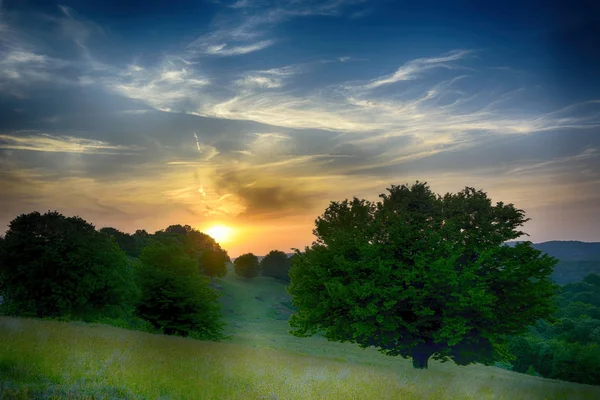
[2,264,598,399]
[2,317,599,399]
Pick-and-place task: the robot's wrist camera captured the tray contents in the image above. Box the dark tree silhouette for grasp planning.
[234,253,261,278]
[99,227,140,257]
[199,248,228,278]
[261,250,292,282]
[0,211,136,319]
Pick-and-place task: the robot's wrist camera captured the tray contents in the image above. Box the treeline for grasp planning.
[0,211,231,340]
[504,273,600,385]
[233,250,294,282]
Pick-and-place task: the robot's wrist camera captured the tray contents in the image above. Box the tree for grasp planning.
[287,182,559,369]
[136,241,225,339]
[153,226,230,278]
[583,273,600,288]
[164,224,193,235]
[234,253,260,278]
[199,248,228,278]
[99,227,139,257]
[0,211,136,319]
[261,250,292,282]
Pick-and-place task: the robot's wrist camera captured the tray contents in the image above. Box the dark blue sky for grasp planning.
[1,0,599,255]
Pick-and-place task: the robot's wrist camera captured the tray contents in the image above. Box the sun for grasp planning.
[205,225,234,244]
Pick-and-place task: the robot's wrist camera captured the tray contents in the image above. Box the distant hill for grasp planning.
[501,241,600,285]
[506,240,600,262]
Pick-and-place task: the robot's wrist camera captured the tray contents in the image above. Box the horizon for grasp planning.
[1,0,599,258]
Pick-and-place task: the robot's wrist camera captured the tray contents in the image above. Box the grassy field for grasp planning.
[1,264,599,399]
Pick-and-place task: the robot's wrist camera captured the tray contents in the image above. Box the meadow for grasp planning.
[2,264,599,400]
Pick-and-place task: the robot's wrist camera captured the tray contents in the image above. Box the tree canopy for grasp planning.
[152,225,230,278]
[261,250,292,282]
[99,227,141,257]
[199,248,229,278]
[234,253,261,278]
[136,241,225,339]
[287,182,559,369]
[0,211,136,319]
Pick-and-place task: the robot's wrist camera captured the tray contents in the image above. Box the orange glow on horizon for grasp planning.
[204,224,235,244]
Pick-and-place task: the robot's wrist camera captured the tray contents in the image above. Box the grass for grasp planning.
[2,265,599,399]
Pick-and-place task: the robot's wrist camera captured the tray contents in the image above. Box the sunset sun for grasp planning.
[204,225,234,244]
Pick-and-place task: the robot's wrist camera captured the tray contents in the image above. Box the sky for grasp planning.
[0,0,599,257]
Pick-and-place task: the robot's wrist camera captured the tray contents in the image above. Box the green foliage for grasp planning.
[234,253,261,279]
[136,241,225,339]
[99,227,141,257]
[261,250,292,282]
[288,182,558,369]
[551,260,600,285]
[92,315,156,333]
[525,365,540,377]
[153,225,231,278]
[164,224,193,235]
[584,273,600,287]
[199,248,228,278]
[506,273,600,385]
[0,211,137,320]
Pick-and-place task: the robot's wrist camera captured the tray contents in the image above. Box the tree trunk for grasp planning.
[411,346,434,369]
[412,353,430,369]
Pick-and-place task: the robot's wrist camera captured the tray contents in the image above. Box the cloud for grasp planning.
[212,169,318,220]
[204,40,275,56]
[56,5,106,50]
[236,74,283,88]
[0,132,140,155]
[234,61,328,89]
[507,146,599,176]
[358,50,472,90]
[187,0,367,57]
[0,6,105,95]
[105,60,212,113]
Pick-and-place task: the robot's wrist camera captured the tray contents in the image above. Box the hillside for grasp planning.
[3,267,600,399]
[4,317,600,400]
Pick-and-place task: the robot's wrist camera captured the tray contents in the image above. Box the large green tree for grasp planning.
[136,241,225,339]
[261,250,292,282]
[234,253,261,278]
[288,182,559,369]
[0,211,136,319]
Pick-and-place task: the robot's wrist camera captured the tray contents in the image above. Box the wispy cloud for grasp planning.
[105,60,211,113]
[234,61,333,89]
[358,50,472,90]
[204,40,275,56]
[236,73,283,88]
[507,146,599,176]
[0,133,140,154]
[193,132,201,152]
[187,0,368,57]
